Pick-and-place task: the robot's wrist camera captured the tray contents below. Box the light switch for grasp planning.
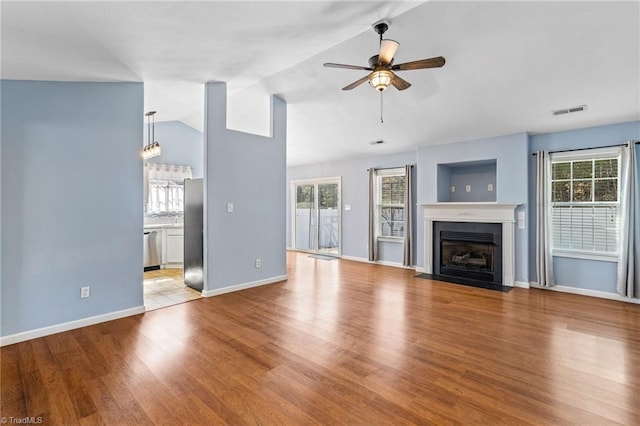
[518,212,525,221]
[227,202,234,213]
[465,185,471,192]
[345,204,351,211]
[518,211,525,229]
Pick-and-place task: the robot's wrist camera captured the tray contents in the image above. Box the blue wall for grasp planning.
[1,80,144,336]
[286,151,418,265]
[416,133,529,283]
[528,121,640,292]
[143,120,204,178]
[204,82,287,290]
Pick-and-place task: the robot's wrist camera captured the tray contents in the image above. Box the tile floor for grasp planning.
[143,268,201,311]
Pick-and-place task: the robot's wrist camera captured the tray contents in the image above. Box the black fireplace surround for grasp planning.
[433,221,503,286]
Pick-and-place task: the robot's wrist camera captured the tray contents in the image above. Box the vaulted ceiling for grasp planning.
[2,1,638,166]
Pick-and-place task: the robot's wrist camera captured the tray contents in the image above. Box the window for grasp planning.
[148,179,185,213]
[376,168,405,239]
[549,147,621,258]
[145,163,192,214]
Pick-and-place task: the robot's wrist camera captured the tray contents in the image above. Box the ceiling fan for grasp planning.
[324,20,445,92]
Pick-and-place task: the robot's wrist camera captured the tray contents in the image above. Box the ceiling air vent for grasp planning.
[369,140,384,145]
[553,105,587,116]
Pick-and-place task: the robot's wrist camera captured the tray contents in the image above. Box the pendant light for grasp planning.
[142,111,161,160]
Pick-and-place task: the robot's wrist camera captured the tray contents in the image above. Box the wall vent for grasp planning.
[552,105,587,116]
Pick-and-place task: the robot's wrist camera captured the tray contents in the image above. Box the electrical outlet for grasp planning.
[465,185,471,192]
[451,185,456,193]
[227,202,234,213]
[255,259,261,268]
[80,286,90,298]
[488,183,494,192]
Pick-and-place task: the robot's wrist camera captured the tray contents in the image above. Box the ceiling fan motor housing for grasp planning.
[373,19,390,36]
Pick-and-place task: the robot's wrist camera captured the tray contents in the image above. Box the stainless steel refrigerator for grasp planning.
[184,178,204,291]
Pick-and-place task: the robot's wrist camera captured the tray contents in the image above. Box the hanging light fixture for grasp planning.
[142,111,161,160]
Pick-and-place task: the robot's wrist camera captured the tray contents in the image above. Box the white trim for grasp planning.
[201,274,288,297]
[421,203,520,286]
[376,167,404,177]
[416,266,426,273]
[341,255,415,270]
[0,306,146,347]
[529,282,640,304]
[551,146,622,161]
[515,281,530,289]
[377,236,404,243]
[552,251,618,263]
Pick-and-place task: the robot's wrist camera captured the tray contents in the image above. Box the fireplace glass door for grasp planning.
[441,241,494,273]
[433,221,502,285]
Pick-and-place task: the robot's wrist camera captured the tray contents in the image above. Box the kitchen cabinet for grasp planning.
[164,228,184,265]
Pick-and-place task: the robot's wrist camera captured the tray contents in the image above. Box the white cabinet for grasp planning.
[164,227,184,266]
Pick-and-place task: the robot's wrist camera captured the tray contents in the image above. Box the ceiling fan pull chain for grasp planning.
[380,91,384,123]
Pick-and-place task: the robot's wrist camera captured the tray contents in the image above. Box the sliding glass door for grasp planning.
[292,178,341,255]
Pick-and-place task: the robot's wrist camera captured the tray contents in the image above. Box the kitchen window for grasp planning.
[549,147,621,260]
[375,168,405,240]
[145,163,192,214]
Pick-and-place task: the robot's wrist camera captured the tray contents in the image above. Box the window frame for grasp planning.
[147,178,186,214]
[375,168,406,242]
[548,146,622,261]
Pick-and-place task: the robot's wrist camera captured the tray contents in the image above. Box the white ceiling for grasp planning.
[2,1,639,166]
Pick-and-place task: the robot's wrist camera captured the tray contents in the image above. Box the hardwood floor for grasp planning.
[2,251,640,424]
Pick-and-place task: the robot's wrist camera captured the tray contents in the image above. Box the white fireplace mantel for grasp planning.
[421,203,520,286]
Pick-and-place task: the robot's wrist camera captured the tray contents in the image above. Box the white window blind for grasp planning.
[376,168,405,239]
[550,147,621,257]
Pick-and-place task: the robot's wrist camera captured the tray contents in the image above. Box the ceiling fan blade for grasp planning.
[378,39,399,66]
[391,73,411,91]
[324,63,373,71]
[342,75,370,91]
[392,56,446,71]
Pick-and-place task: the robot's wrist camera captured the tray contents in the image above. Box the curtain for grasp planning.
[616,141,639,298]
[536,151,555,287]
[368,168,377,262]
[403,165,413,266]
[147,163,193,181]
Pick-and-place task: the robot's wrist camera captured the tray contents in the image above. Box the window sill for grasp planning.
[553,250,618,263]
[378,237,404,243]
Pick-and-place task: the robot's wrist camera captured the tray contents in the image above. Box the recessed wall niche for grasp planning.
[437,159,497,202]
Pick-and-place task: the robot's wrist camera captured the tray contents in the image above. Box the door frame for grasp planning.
[290,177,342,256]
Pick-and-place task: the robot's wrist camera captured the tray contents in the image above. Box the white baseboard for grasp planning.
[529,282,640,304]
[514,281,530,289]
[340,255,415,270]
[0,306,146,347]
[415,267,426,273]
[202,274,288,297]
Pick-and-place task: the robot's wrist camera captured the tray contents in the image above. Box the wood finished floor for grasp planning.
[2,251,640,425]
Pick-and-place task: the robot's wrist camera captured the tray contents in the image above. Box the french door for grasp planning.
[292,178,341,255]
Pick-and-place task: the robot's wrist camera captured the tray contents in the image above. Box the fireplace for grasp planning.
[433,221,502,285]
[421,203,519,287]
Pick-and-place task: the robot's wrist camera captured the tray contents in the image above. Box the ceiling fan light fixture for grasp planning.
[369,70,393,91]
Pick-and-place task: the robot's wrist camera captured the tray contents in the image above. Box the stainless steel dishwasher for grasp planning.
[143,229,162,271]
